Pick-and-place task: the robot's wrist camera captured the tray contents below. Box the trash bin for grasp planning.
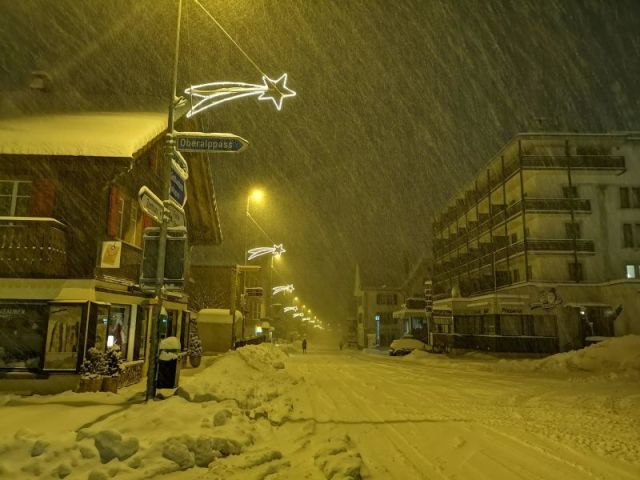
[157,336,181,389]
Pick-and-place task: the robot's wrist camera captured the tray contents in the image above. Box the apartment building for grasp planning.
[432,133,640,352]
[354,264,404,348]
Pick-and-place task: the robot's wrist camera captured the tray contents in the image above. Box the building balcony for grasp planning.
[520,155,625,172]
[525,238,595,253]
[0,217,68,277]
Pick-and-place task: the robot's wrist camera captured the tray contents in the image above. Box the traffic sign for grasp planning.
[166,201,185,228]
[175,132,249,153]
[138,186,164,224]
[170,150,189,179]
[169,169,186,207]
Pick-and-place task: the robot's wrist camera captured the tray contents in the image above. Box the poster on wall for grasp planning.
[100,241,122,268]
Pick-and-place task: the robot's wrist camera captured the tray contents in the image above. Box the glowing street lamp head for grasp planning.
[249,189,264,203]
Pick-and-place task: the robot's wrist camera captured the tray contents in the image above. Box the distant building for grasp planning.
[393,256,433,341]
[432,132,640,353]
[0,113,222,393]
[353,264,404,348]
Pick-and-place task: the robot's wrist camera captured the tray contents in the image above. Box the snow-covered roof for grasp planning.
[0,112,168,158]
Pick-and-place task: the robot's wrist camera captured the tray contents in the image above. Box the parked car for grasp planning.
[389,336,427,356]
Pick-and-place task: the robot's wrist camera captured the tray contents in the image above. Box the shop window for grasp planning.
[0,180,32,217]
[44,304,83,370]
[94,305,110,352]
[108,305,131,355]
[623,223,633,248]
[500,315,523,336]
[0,302,48,369]
[620,187,630,208]
[133,306,148,360]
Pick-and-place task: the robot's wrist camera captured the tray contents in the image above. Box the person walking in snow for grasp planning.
[302,338,307,354]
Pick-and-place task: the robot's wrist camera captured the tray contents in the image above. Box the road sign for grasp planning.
[166,202,186,228]
[169,169,186,207]
[175,132,249,153]
[138,186,164,223]
[170,150,189,179]
[245,287,263,297]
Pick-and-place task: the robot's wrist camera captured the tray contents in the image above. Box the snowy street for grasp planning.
[284,348,640,479]
[1,340,639,479]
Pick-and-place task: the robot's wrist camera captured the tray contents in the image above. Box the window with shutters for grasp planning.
[0,180,32,216]
[107,186,143,247]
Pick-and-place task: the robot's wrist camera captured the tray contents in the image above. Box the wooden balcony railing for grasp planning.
[0,217,67,277]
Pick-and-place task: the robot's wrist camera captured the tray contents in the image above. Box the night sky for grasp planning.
[1,0,639,323]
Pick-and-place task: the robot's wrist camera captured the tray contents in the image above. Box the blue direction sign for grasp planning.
[169,169,186,207]
[175,132,249,153]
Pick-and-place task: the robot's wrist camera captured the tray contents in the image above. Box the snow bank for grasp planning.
[495,335,640,377]
[176,343,295,408]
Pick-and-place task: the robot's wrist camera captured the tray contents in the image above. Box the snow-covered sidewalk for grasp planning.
[0,338,639,479]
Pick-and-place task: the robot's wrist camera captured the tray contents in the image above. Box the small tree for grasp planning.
[79,347,105,379]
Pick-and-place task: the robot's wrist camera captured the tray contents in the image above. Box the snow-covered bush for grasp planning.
[79,347,106,379]
[103,345,123,377]
[188,318,203,357]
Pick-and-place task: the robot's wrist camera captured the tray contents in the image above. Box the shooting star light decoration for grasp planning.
[283,306,298,313]
[293,313,304,318]
[247,244,286,261]
[272,284,295,296]
[185,74,296,118]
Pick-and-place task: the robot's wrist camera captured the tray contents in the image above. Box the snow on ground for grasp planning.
[1,341,639,479]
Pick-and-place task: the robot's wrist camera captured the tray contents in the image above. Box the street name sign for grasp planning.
[175,132,249,153]
[166,201,186,228]
[138,186,164,224]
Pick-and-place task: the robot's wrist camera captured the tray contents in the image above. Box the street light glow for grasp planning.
[249,189,264,203]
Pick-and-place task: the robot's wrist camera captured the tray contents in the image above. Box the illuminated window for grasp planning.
[626,265,637,279]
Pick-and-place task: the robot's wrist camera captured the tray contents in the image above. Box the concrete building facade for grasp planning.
[432,133,640,352]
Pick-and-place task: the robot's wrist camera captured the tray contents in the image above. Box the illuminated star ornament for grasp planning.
[185,74,296,117]
[293,312,304,318]
[272,284,295,296]
[247,244,286,261]
[284,306,298,313]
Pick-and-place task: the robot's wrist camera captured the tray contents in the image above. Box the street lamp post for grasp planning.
[145,0,183,402]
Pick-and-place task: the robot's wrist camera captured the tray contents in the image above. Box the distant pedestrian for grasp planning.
[302,338,307,354]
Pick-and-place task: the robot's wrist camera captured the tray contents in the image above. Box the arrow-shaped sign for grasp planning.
[175,132,249,154]
[138,186,164,224]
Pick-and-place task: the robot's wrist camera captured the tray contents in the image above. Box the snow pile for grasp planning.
[495,335,640,377]
[176,343,295,408]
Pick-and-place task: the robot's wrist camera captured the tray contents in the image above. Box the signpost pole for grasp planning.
[146,0,183,402]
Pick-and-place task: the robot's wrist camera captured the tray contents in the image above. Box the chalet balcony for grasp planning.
[0,217,68,277]
[520,155,625,172]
